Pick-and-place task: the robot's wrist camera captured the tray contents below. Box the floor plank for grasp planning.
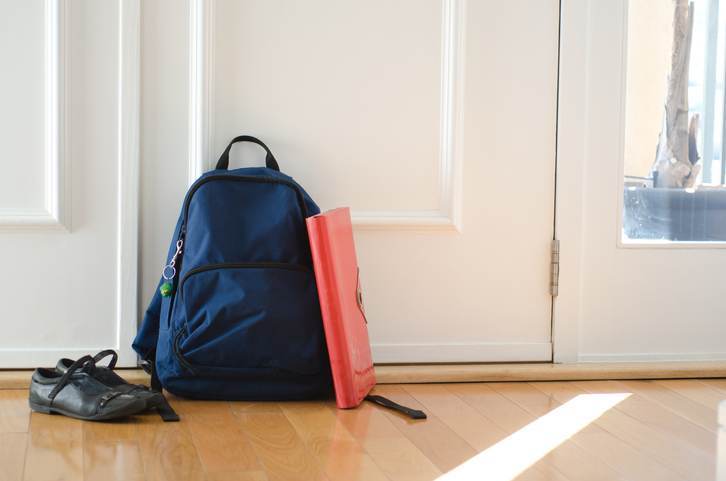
[370,385,477,473]
[486,382,633,481]
[618,379,718,432]
[0,432,27,481]
[183,402,261,475]
[452,382,625,481]
[23,413,84,481]
[234,407,328,481]
[574,380,717,480]
[701,378,726,397]
[205,471,268,481]
[280,401,389,481]
[656,379,726,411]
[135,413,206,481]
[82,420,145,481]
[453,382,537,433]
[331,401,441,481]
[405,383,570,481]
[576,380,716,453]
[0,390,30,433]
[451,382,626,481]
[402,383,508,451]
[531,381,687,481]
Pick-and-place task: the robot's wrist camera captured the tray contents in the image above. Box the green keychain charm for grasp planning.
[159,282,173,297]
[160,239,184,298]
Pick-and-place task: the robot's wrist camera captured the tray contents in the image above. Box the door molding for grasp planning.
[554,0,631,363]
[116,0,141,366]
[0,0,68,229]
[186,0,465,230]
[188,0,214,187]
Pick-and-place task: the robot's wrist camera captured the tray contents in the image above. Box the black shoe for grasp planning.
[56,350,164,411]
[29,355,146,421]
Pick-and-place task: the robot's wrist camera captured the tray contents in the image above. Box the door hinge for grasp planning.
[550,239,560,297]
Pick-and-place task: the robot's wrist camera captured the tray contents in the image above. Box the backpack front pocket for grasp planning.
[172,263,326,376]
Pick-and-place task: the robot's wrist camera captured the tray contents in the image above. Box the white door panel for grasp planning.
[180,0,560,362]
[212,0,443,215]
[0,0,139,367]
[0,0,45,212]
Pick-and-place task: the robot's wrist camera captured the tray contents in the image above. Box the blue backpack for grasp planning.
[133,136,333,403]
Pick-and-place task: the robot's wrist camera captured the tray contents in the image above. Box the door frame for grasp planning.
[551,0,591,363]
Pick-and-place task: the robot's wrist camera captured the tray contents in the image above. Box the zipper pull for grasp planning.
[160,237,184,297]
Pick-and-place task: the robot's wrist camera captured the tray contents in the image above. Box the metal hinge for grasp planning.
[550,239,560,297]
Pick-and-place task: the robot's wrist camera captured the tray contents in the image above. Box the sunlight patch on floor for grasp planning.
[437,392,631,481]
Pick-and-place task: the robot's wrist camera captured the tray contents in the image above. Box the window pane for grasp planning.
[623,0,726,242]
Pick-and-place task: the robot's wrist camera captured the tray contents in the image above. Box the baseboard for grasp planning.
[373,361,726,383]
[0,348,138,368]
[2,361,725,389]
[371,342,552,363]
[578,352,726,362]
[0,368,150,390]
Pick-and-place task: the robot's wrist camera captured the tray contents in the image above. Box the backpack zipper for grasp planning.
[178,261,310,292]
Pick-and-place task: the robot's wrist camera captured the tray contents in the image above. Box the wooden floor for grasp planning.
[1,380,725,481]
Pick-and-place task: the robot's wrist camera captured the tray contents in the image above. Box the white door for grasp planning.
[0,0,139,367]
[555,0,726,362]
[139,0,560,363]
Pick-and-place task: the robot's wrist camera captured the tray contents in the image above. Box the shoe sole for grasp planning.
[29,399,145,421]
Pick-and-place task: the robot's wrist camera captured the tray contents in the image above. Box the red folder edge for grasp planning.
[307,207,376,408]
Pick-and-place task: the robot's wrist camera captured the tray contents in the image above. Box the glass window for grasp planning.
[623,0,726,242]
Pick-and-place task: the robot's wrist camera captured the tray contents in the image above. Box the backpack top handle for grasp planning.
[215,135,280,172]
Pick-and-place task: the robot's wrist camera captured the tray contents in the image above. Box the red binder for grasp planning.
[306,208,376,408]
